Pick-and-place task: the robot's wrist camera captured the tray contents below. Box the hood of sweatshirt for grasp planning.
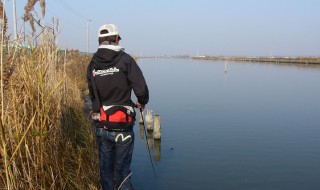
[91,43,125,69]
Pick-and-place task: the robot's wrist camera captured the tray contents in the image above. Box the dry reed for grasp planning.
[1,1,99,189]
[23,0,46,35]
[0,0,8,42]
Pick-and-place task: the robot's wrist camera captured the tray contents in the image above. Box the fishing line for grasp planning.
[139,108,157,178]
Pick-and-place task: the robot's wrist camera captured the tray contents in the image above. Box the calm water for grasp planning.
[131,58,320,190]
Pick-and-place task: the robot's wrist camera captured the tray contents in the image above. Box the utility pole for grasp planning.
[87,20,91,53]
[13,0,17,40]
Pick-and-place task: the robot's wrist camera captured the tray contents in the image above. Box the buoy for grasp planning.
[153,115,161,140]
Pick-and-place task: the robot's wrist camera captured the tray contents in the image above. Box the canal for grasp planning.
[131,58,320,190]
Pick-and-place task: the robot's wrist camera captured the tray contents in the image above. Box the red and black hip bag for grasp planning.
[98,105,136,131]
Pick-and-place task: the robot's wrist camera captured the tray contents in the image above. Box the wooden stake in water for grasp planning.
[153,115,161,140]
[224,60,227,73]
[139,111,143,124]
[145,109,153,131]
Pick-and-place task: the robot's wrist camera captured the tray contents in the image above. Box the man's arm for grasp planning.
[126,57,149,107]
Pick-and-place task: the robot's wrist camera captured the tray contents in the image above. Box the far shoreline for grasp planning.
[192,56,320,65]
[135,55,320,65]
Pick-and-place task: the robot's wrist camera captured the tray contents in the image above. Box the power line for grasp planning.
[46,8,85,29]
[46,1,98,52]
[51,1,102,30]
[56,0,90,21]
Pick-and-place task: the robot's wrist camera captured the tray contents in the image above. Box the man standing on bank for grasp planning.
[87,23,149,190]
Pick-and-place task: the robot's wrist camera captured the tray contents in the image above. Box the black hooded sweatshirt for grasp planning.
[87,47,149,112]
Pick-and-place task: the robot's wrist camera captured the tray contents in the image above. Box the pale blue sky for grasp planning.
[5,0,320,56]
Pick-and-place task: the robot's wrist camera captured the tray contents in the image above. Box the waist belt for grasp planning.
[98,105,136,131]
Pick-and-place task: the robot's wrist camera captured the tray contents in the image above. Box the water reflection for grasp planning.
[138,124,162,162]
[147,131,153,150]
[154,139,161,161]
[139,124,144,139]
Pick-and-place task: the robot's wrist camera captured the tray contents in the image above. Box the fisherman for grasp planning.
[87,23,149,190]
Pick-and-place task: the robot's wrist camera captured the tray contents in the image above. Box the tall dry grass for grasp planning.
[1,1,99,189]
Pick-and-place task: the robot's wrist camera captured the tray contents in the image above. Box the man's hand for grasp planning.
[136,102,145,111]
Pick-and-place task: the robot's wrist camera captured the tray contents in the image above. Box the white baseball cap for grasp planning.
[98,24,121,39]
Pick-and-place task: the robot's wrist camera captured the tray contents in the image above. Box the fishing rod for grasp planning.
[117,107,157,190]
[139,108,157,178]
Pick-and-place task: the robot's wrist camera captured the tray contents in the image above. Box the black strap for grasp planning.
[91,71,101,111]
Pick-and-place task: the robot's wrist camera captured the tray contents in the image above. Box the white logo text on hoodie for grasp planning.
[93,67,120,76]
